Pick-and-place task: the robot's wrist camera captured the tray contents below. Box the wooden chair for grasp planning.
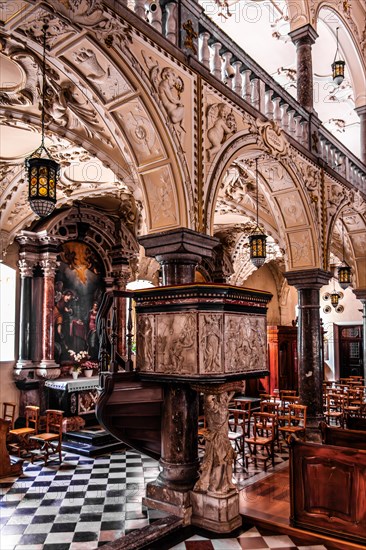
[245,412,277,471]
[279,404,307,449]
[29,409,63,465]
[8,405,40,456]
[228,409,246,469]
[324,393,344,427]
[0,419,23,478]
[198,415,207,449]
[2,402,16,429]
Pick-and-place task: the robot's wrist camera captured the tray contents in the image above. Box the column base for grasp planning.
[143,480,192,524]
[14,360,35,381]
[190,489,242,533]
[305,414,324,443]
[36,360,61,380]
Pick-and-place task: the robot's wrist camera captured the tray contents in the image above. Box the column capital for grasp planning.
[139,228,219,262]
[40,256,59,277]
[18,258,35,278]
[284,268,332,290]
[289,24,318,46]
[354,289,366,302]
[355,105,366,117]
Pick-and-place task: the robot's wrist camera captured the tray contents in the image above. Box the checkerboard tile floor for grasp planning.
[0,446,326,550]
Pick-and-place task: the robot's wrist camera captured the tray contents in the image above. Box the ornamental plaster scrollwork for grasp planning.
[141,51,186,142]
[326,182,345,218]
[257,119,289,159]
[0,49,40,107]
[16,11,74,49]
[142,166,178,230]
[352,190,366,217]
[206,103,237,162]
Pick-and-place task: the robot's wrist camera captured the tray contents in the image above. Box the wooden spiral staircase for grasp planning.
[95,291,163,461]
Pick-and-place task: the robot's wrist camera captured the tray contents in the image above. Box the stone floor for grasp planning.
[0,445,329,550]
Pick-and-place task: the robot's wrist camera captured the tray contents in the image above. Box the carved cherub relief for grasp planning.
[207,103,237,161]
[141,51,185,140]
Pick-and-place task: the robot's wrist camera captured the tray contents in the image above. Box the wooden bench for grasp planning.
[0,418,23,478]
[319,420,366,451]
[289,434,366,545]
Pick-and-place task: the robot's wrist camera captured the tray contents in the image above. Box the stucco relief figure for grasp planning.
[142,52,186,141]
[194,391,236,496]
[200,314,222,373]
[207,103,237,161]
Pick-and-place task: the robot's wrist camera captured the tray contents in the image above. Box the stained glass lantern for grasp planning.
[26,156,59,217]
[338,263,351,290]
[330,290,340,308]
[249,232,267,267]
[332,60,345,86]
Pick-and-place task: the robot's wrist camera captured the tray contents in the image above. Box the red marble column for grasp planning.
[355,106,366,165]
[37,256,60,379]
[289,24,318,113]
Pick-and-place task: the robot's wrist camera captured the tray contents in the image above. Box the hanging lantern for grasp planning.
[26,24,59,218]
[332,27,345,86]
[338,263,351,290]
[249,158,267,267]
[330,290,340,308]
[249,232,267,267]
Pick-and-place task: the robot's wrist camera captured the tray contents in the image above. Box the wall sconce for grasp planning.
[249,158,267,267]
[332,27,345,86]
[26,24,59,218]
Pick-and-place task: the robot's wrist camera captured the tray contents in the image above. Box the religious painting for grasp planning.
[54,241,105,365]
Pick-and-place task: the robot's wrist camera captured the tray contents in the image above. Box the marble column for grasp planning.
[139,228,219,519]
[289,24,318,113]
[285,269,331,434]
[37,255,60,379]
[355,106,366,165]
[15,258,34,377]
[354,290,366,383]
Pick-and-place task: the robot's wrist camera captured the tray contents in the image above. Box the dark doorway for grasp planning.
[339,325,363,378]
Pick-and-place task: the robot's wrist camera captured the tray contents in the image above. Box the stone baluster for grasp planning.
[37,255,60,380]
[134,0,146,19]
[281,103,289,132]
[149,1,162,33]
[273,96,282,125]
[232,60,242,95]
[294,115,302,141]
[210,42,222,80]
[287,109,296,136]
[265,89,274,119]
[221,51,233,87]
[241,69,251,102]
[250,77,260,110]
[165,2,178,44]
[199,32,211,68]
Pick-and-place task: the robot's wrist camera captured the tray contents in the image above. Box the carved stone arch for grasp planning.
[285,0,312,30]
[34,206,139,276]
[204,135,320,272]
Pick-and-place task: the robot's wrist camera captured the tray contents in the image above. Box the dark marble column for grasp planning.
[354,290,366,383]
[289,24,318,113]
[355,106,366,165]
[16,259,34,370]
[37,255,60,380]
[285,269,331,432]
[139,228,219,518]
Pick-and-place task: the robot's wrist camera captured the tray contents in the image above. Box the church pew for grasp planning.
[319,420,366,451]
[345,414,366,432]
[0,418,23,478]
[289,434,366,545]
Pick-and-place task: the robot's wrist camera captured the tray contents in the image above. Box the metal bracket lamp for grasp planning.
[26,24,59,218]
[249,158,267,267]
[332,26,345,86]
[338,212,352,289]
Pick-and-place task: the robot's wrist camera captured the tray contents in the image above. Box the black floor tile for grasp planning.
[73,531,99,542]
[50,522,78,532]
[32,515,57,524]
[19,532,48,544]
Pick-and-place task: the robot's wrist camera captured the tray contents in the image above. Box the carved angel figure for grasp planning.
[207,103,237,161]
[142,51,185,140]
